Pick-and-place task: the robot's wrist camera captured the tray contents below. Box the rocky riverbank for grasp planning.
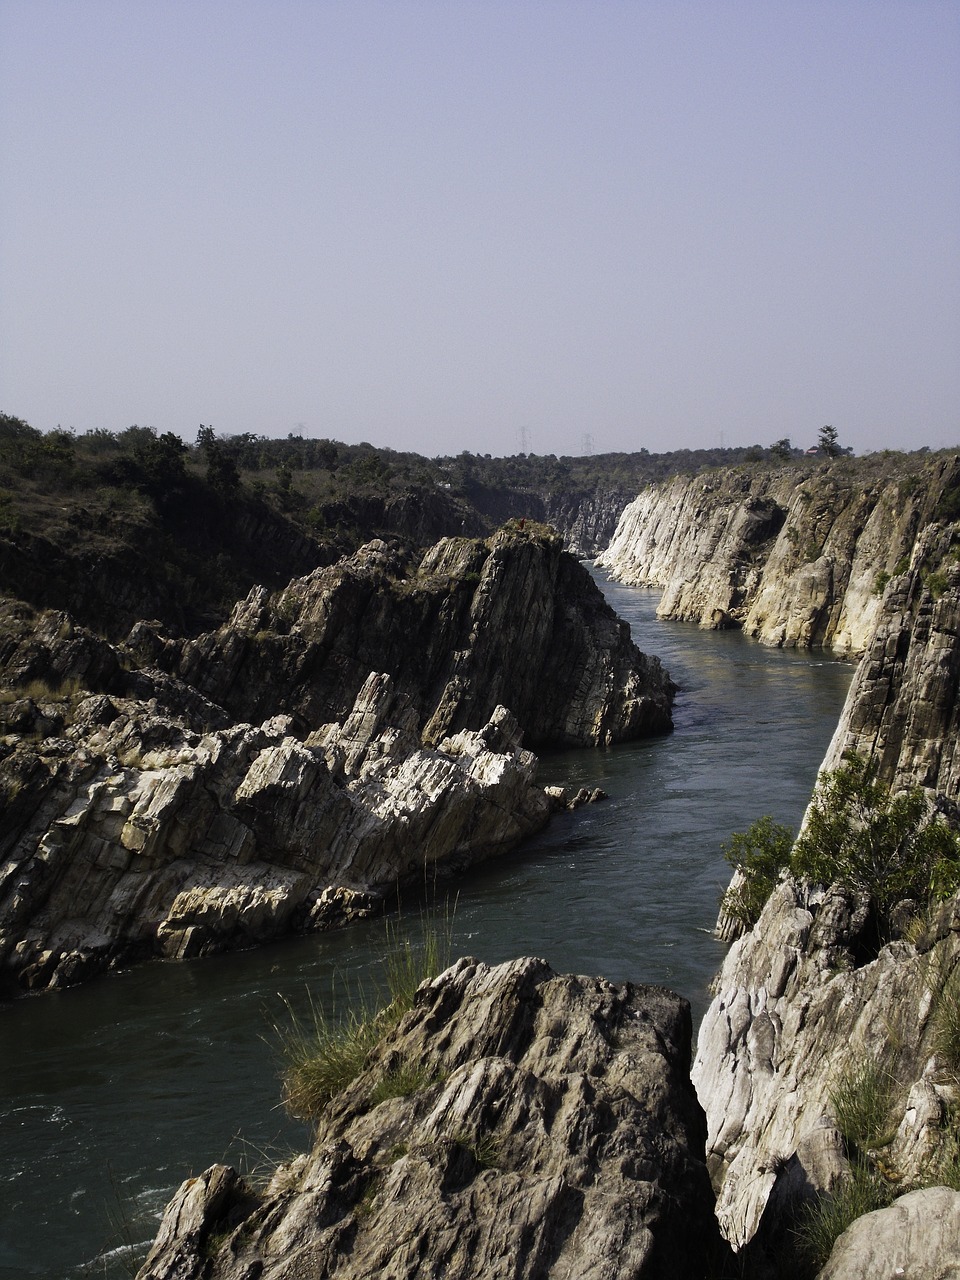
[691,514,960,1273]
[0,525,673,995]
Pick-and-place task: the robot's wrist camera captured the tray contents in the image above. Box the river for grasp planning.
[0,575,853,1279]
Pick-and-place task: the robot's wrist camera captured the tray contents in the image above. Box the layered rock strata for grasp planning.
[0,673,552,993]
[130,525,674,748]
[0,525,671,994]
[598,452,960,655]
[820,526,960,800]
[693,874,960,1257]
[137,956,730,1280]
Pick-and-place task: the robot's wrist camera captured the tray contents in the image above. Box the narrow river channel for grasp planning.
[0,574,854,1279]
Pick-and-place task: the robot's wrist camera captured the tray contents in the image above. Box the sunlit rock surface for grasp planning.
[692,559,960,1266]
[132,525,675,748]
[598,453,960,656]
[0,526,673,994]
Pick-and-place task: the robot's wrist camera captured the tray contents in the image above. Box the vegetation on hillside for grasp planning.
[0,411,953,640]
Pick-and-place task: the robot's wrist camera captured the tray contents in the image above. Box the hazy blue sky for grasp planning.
[2,1,957,457]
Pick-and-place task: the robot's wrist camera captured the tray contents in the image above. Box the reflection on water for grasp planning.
[0,576,853,1278]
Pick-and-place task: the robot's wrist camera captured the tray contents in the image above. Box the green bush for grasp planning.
[792,755,960,919]
[720,755,960,931]
[721,816,795,927]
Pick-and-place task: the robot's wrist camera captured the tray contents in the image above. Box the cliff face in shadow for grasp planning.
[598,453,960,656]
[130,524,674,750]
[0,526,674,995]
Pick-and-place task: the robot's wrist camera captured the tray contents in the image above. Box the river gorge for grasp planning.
[0,573,854,1279]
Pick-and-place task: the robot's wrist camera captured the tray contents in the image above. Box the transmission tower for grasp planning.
[581,432,594,456]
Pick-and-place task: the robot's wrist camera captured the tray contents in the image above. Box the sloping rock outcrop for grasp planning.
[693,873,960,1256]
[0,673,552,994]
[130,525,674,748]
[598,452,960,655]
[137,957,730,1280]
[0,524,671,994]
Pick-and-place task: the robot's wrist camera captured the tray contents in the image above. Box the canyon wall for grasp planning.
[131,456,960,1277]
[598,452,960,656]
[692,503,960,1272]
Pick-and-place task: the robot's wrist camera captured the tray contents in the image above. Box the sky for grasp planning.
[1,1,958,459]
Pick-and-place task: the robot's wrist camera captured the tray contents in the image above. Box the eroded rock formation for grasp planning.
[598,453,960,655]
[821,525,960,800]
[0,673,551,993]
[137,957,730,1280]
[130,525,674,748]
[0,525,671,994]
[693,873,960,1258]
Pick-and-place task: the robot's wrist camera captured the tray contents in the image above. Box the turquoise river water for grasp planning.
[0,574,854,1278]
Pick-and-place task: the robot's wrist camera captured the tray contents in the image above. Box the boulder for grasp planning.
[817,1186,960,1279]
[137,957,730,1280]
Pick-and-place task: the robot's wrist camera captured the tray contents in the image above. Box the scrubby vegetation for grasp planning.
[794,1044,960,1275]
[722,754,960,930]
[720,817,795,928]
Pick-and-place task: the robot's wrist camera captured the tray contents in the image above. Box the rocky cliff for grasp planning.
[598,452,960,655]
[692,539,960,1273]
[137,956,730,1280]
[0,526,672,994]
[129,525,674,749]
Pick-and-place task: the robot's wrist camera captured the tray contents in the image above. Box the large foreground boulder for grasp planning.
[137,957,729,1280]
[817,1186,960,1279]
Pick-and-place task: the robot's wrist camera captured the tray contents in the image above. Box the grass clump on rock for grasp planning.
[792,1061,898,1274]
[277,914,452,1123]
